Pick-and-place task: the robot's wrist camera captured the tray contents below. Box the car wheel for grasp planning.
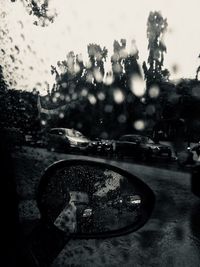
[166,152,172,162]
[141,150,152,162]
[47,142,55,152]
[83,150,89,156]
[117,151,124,160]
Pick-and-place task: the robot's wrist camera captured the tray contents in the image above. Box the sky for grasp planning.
[0,0,200,94]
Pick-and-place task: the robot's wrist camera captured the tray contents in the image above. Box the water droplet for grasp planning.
[104,105,113,113]
[133,120,145,131]
[41,120,46,126]
[118,114,126,123]
[97,92,105,101]
[113,88,124,104]
[149,85,160,98]
[88,94,96,105]
[59,112,64,119]
[104,73,114,85]
[93,69,103,82]
[81,88,88,97]
[146,105,156,115]
[130,74,146,97]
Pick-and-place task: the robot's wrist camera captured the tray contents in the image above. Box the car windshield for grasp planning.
[140,137,155,144]
[128,136,155,144]
[2,1,200,266]
[65,129,86,138]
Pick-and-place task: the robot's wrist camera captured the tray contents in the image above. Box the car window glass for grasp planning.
[119,136,127,141]
[2,2,200,266]
[130,136,140,143]
[147,138,154,144]
[67,129,85,138]
[49,129,57,134]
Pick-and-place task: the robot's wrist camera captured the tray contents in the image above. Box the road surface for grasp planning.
[12,146,200,267]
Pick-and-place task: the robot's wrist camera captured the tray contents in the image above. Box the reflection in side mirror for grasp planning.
[37,160,155,238]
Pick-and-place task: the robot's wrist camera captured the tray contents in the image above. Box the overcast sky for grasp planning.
[1,0,200,94]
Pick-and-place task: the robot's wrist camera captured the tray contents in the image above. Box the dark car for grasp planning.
[107,194,141,212]
[115,134,172,161]
[88,139,113,156]
[46,128,90,153]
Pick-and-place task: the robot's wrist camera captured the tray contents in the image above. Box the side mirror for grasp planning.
[38,160,155,238]
[191,165,200,197]
[27,160,155,266]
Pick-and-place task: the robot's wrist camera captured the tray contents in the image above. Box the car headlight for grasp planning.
[82,208,93,217]
[70,140,78,145]
[152,146,160,150]
[89,142,97,146]
[131,200,141,204]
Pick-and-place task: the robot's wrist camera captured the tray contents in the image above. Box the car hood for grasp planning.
[90,139,112,145]
[145,143,170,149]
[67,136,90,143]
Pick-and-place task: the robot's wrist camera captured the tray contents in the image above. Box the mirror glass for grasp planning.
[39,163,154,235]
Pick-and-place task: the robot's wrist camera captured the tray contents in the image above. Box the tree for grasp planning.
[11,0,57,27]
[111,39,127,80]
[124,40,141,79]
[143,11,169,84]
[195,54,200,80]
[0,64,8,128]
[0,65,7,93]
[51,51,85,98]
[87,43,108,84]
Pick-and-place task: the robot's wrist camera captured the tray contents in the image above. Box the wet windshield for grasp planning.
[1,1,200,267]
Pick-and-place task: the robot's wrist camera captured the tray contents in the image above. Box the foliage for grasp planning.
[195,54,200,80]
[11,0,57,27]
[143,11,169,85]
[45,40,143,138]
[2,10,200,141]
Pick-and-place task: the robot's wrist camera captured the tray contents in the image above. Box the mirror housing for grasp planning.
[37,159,155,238]
[191,165,200,197]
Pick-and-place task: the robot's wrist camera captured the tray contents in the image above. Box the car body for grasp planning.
[46,128,90,153]
[124,194,142,211]
[82,208,93,218]
[115,134,172,160]
[108,194,141,211]
[88,139,113,155]
[24,133,46,148]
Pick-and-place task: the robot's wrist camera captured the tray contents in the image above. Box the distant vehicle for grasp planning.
[82,208,93,218]
[24,133,46,148]
[107,194,141,211]
[192,142,200,160]
[46,128,90,153]
[88,139,113,155]
[115,134,172,161]
[124,194,141,211]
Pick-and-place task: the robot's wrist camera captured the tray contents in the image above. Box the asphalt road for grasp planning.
[12,147,200,267]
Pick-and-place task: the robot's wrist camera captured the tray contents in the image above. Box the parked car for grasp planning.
[107,194,141,211]
[46,128,90,153]
[115,134,172,161]
[88,139,113,156]
[24,133,46,148]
